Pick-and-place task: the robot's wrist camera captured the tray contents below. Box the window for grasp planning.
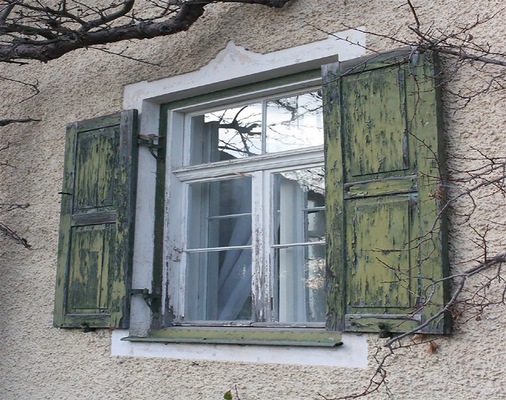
[54,48,451,343]
[166,86,326,327]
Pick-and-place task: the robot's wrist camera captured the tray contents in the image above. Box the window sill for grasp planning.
[122,327,342,347]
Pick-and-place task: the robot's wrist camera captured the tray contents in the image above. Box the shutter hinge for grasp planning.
[378,322,393,339]
[131,288,160,313]
[138,134,163,160]
[81,322,96,333]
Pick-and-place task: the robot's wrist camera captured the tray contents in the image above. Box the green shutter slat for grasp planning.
[54,110,138,329]
[323,50,450,334]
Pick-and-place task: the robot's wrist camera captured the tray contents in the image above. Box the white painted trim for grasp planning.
[123,29,365,110]
[122,29,368,363]
[112,331,368,368]
[172,146,325,182]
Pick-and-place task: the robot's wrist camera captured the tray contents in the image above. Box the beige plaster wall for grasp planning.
[1,0,506,399]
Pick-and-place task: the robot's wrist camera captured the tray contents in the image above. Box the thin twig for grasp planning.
[0,118,40,127]
[0,222,31,248]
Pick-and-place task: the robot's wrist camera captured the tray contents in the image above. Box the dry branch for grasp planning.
[0,221,30,248]
[0,117,40,126]
[0,0,290,63]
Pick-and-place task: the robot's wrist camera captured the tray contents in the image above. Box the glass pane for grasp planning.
[266,91,323,153]
[274,244,326,323]
[273,167,325,246]
[185,176,252,321]
[272,167,325,323]
[187,177,252,249]
[185,249,253,321]
[190,104,262,165]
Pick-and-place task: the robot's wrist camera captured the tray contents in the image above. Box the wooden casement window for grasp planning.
[54,49,450,340]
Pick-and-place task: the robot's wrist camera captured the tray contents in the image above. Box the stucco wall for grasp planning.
[1,0,506,399]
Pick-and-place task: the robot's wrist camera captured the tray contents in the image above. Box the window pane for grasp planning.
[190,104,262,165]
[185,249,253,321]
[266,92,323,153]
[185,176,252,321]
[187,177,252,249]
[273,167,325,323]
[274,244,326,323]
[273,168,325,246]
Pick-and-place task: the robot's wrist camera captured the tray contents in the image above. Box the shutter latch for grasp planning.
[138,134,163,160]
[131,288,159,313]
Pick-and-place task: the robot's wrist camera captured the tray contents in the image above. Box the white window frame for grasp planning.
[165,82,326,327]
[115,30,369,366]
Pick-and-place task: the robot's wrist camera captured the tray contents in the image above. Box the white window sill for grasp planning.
[111,330,368,367]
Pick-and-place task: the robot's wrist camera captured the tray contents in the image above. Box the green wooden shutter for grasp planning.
[323,50,450,334]
[54,110,138,329]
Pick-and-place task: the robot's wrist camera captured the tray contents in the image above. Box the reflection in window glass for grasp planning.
[190,104,262,165]
[272,167,326,323]
[188,91,323,166]
[266,92,323,153]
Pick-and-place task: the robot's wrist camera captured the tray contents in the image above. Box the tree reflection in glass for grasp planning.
[189,91,322,165]
[266,91,323,153]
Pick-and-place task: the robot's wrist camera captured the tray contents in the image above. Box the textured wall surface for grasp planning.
[1,0,506,399]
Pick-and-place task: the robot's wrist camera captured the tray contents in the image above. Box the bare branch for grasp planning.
[78,0,135,32]
[383,253,506,348]
[406,0,420,31]
[0,221,31,248]
[0,0,290,63]
[89,45,163,66]
[0,2,15,25]
[0,117,40,127]
[0,202,30,211]
[0,74,40,102]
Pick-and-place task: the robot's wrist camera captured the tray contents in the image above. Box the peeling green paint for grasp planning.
[54,110,138,329]
[323,50,450,334]
[125,327,342,347]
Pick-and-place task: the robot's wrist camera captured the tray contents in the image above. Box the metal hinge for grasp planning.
[81,322,96,333]
[131,288,160,313]
[138,134,163,160]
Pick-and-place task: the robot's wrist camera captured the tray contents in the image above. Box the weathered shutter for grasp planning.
[323,50,450,334]
[54,110,138,329]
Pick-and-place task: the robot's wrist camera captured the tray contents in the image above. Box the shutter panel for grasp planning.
[54,110,138,329]
[323,50,450,334]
